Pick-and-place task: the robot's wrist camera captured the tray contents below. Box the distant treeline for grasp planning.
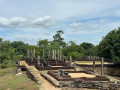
[0,27,120,67]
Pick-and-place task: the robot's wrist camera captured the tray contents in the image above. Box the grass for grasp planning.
[0,67,40,90]
[75,61,101,63]
[20,61,26,66]
[75,61,111,65]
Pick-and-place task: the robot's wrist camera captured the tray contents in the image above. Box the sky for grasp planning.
[0,0,120,45]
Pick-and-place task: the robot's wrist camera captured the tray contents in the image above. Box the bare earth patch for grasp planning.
[69,73,95,78]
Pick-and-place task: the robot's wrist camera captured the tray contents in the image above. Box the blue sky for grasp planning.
[0,0,120,45]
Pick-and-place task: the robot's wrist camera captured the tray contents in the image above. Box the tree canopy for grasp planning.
[53,30,66,48]
[98,27,120,62]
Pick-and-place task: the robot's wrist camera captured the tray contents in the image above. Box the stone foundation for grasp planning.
[26,68,42,84]
[41,73,120,89]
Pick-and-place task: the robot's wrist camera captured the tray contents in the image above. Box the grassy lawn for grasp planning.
[75,61,112,65]
[0,67,40,90]
[75,61,101,63]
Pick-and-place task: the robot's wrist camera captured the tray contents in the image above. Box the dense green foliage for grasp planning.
[62,45,85,60]
[98,27,120,62]
[0,40,29,68]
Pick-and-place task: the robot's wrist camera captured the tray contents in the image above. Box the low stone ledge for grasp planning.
[26,68,42,85]
[41,73,60,87]
[72,80,120,89]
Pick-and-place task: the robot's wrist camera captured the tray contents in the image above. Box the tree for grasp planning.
[98,27,120,62]
[62,45,85,56]
[11,41,29,58]
[0,40,21,64]
[69,41,76,46]
[67,52,84,60]
[37,39,50,57]
[80,42,94,50]
[0,37,3,42]
[87,46,98,56]
[37,39,49,48]
[53,30,66,48]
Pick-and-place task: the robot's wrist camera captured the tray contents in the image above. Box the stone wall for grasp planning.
[41,72,120,89]
[26,68,42,84]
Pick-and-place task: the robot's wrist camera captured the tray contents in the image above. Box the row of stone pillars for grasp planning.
[27,49,41,65]
[27,49,36,61]
[93,57,104,77]
[42,49,62,60]
[38,49,65,66]
[28,49,62,60]
[51,49,62,60]
[86,56,101,61]
[27,49,64,66]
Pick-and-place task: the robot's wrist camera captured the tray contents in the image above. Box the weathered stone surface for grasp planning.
[41,73,60,87]
[117,81,120,84]
[26,68,42,85]
[37,81,42,84]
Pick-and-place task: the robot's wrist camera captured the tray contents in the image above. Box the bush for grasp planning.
[67,52,84,60]
[0,60,17,69]
[0,63,8,69]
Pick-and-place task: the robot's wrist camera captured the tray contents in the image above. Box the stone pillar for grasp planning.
[57,49,59,60]
[48,50,50,59]
[88,56,91,60]
[31,50,33,61]
[60,49,62,60]
[90,56,92,60]
[37,56,40,66]
[93,56,96,74]
[42,49,44,58]
[70,56,72,66]
[52,49,54,59]
[55,50,56,60]
[90,56,91,60]
[55,50,57,66]
[74,63,76,71]
[63,56,66,66]
[98,56,100,61]
[101,57,104,77]
[97,56,99,61]
[33,49,35,59]
[27,50,30,59]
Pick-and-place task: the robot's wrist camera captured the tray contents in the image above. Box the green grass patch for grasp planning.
[20,61,26,66]
[0,67,40,90]
[0,67,16,76]
[75,61,101,63]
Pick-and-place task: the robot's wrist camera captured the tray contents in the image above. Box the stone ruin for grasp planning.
[18,49,120,90]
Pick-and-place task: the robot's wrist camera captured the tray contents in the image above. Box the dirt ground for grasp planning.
[69,73,95,78]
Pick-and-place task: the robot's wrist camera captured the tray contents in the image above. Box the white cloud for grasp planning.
[67,19,120,35]
[0,17,9,27]
[69,22,82,28]
[9,17,28,27]
[32,16,55,27]
[0,16,55,28]
[1,0,120,45]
